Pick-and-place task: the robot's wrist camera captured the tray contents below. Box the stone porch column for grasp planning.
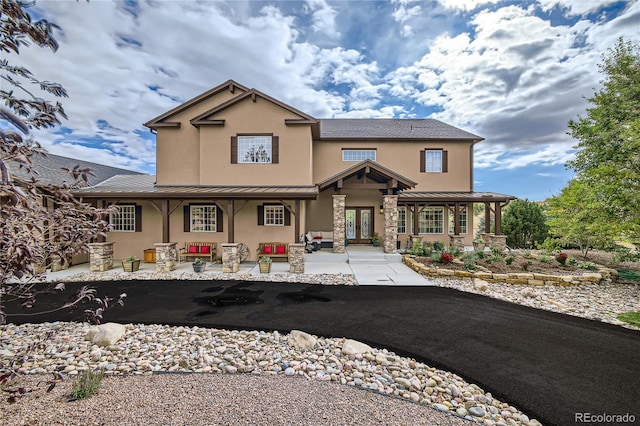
[382,195,398,253]
[449,235,465,251]
[288,243,305,274]
[88,242,114,272]
[221,243,240,273]
[50,254,69,272]
[490,235,507,251]
[155,242,177,272]
[332,195,346,254]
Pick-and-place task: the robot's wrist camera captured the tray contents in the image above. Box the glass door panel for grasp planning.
[360,209,371,239]
[345,209,356,239]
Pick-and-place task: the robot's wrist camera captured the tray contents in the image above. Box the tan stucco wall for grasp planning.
[155,89,243,185]
[199,98,313,186]
[313,140,473,191]
[306,189,385,235]
[107,201,163,260]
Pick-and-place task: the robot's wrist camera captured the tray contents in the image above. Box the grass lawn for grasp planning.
[617,312,640,327]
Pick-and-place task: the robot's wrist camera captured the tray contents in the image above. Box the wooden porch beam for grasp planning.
[227,199,234,243]
[294,199,300,241]
[161,199,170,243]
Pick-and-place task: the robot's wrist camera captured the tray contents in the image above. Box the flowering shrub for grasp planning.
[441,253,453,264]
[555,252,568,265]
[505,256,514,265]
[521,260,532,271]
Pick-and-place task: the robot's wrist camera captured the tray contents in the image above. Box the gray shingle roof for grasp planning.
[319,119,483,140]
[8,153,142,187]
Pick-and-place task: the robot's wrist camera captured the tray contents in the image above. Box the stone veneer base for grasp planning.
[402,255,619,286]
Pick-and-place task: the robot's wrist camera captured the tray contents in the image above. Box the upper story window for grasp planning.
[420,149,448,173]
[190,205,217,232]
[231,135,279,164]
[342,149,376,162]
[238,136,272,163]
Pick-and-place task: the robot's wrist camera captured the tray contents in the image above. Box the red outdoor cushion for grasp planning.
[200,245,210,254]
[275,245,286,254]
[188,245,199,253]
[263,245,273,254]
[313,236,323,240]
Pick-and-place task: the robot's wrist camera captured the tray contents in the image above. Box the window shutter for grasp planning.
[231,136,238,164]
[135,205,142,232]
[272,136,279,164]
[257,205,264,226]
[216,206,223,232]
[184,205,190,232]
[284,207,291,226]
[442,150,448,173]
[420,150,425,172]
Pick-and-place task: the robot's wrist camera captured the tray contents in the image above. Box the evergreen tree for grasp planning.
[502,200,548,248]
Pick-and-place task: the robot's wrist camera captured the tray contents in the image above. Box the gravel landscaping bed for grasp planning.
[435,278,640,330]
[1,322,541,426]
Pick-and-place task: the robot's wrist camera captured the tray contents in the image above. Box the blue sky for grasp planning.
[9,0,640,200]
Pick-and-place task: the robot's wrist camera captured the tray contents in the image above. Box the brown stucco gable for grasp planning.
[144,80,249,129]
[190,88,317,127]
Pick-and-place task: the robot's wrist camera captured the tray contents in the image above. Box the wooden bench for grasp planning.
[256,242,289,261]
[179,242,217,263]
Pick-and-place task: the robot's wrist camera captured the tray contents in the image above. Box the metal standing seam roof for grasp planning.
[8,153,142,187]
[398,191,517,202]
[318,119,483,141]
[73,174,319,199]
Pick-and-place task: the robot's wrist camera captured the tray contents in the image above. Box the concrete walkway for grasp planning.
[43,246,433,286]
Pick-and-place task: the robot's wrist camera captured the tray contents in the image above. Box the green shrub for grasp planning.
[72,369,104,400]
[577,261,597,271]
[611,247,640,264]
[486,254,503,264]
[568,257,577,266]
[505,255,514,265]
[462,252,477,270]
[476,251,485,259]
[430,252,442,263]
[490,247,503,257]
[433,241,445,251]
[538,254,552,263]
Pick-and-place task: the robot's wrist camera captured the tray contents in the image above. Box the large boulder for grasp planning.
[288,330,317,349]
[85,323,126,347]
[342,339,373,355]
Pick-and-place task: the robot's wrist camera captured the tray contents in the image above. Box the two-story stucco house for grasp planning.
[75,80,515,260]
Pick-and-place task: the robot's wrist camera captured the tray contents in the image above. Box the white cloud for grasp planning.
[385,3,637,170]
[305,0,341,38]
[437,0,501,12]
[537,0,623,15]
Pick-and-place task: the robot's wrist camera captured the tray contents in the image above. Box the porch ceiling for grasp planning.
[318,159,416,191]
[398,191,517,203]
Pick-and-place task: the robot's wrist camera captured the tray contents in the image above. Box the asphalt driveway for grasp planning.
[6,280,640,426]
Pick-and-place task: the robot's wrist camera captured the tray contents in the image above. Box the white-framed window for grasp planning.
[448,206,468,234]
[418,207,444,234]
[264,205,285,226]
[110,205,136,232]
[342,149,376,162]
[397,206,407,234]
[425,150,442,172]
[238,135,272,163]
[190,205,217,232]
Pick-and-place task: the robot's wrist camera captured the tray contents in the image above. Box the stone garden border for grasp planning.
[402,255,619,286]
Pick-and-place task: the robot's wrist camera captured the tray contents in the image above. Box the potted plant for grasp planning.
[192,257,206,273]
[473,238,484,251]
[371,232,380,247]
[258,256,271,273]
[122,256,140,272]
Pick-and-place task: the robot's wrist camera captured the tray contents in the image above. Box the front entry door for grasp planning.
[345,207,374,244]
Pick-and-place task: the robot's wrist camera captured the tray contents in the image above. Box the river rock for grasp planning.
[85,323,126,347]
[287,330,317,350]
[342,339,373,355]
